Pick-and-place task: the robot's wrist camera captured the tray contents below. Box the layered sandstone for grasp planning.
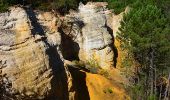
[0,2,129,99]
[0,7,73,99]
[61,2,115,69]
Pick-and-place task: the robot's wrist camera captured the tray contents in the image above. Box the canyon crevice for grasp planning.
[0,2,129,100]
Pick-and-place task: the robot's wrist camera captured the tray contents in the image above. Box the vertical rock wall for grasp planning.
[61,2,115,69]
[0,7,73,99]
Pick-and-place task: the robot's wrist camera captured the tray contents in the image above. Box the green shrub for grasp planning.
[103,88,113,94]
[98,69,109,78]
[94,0,135,14]
[0,0,10,12]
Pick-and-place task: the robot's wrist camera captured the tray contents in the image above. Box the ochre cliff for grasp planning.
[0,2,129,100]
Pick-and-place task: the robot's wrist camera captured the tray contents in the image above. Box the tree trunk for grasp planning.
[164,73,170,100]
[154,66,157,99]
[159,84,163,100]
[150,49,154,96]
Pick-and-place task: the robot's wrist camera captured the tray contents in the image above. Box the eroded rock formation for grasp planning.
[0,7,73,99]
[0,2,124,99]
[61,2,116,69]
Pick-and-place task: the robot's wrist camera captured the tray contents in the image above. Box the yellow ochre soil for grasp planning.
[86,70,130,100]
[68,66,130,100]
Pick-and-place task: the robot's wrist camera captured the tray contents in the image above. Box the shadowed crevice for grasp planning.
[106,25,118,68]
[24,7,44,36]
[58,28,80,61]
[24,7,69,100]
[68,66,90,100]
[45,45,69,100]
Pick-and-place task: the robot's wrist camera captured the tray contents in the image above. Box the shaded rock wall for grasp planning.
[0,7,73,99]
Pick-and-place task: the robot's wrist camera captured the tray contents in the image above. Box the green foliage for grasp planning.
[98,69,109,78]
[0,0,83,13]
[131,84,144,99]
[148,94,158,100]
[73,60,110,78]
[0,1,8,12]
[86,59,100,73]
[29,0,79,13]
[0,0,13,12]
[103,88,113,94]
[119,3,170,67]
[94,0,135,14]
[0,0,140,14]
[118,0,170,99]
[0,0,23,12]
[72,60,99,74]
[107,88,113,94]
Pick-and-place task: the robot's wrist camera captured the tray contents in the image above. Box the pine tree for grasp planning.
[118,3,170,99]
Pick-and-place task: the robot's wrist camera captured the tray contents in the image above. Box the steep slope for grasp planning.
[66,63,130,100]
[86,70,129,100]
[65,59,130,100]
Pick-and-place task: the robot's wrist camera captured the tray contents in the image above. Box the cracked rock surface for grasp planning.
[61,2,115,69]
[0,7,72,99]
[0,2,116,99]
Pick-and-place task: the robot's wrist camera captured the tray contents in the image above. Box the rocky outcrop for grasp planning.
[0,7,73,99]
[61,2,115,69]
[0,2,124,99]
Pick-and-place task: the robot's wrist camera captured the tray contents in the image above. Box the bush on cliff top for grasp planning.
[0,0,136,14]
[0,0,86,13]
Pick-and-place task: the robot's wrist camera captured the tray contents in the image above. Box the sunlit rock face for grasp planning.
[0,7,73,99]
[61,2,115,69]
[0,2,117,99]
